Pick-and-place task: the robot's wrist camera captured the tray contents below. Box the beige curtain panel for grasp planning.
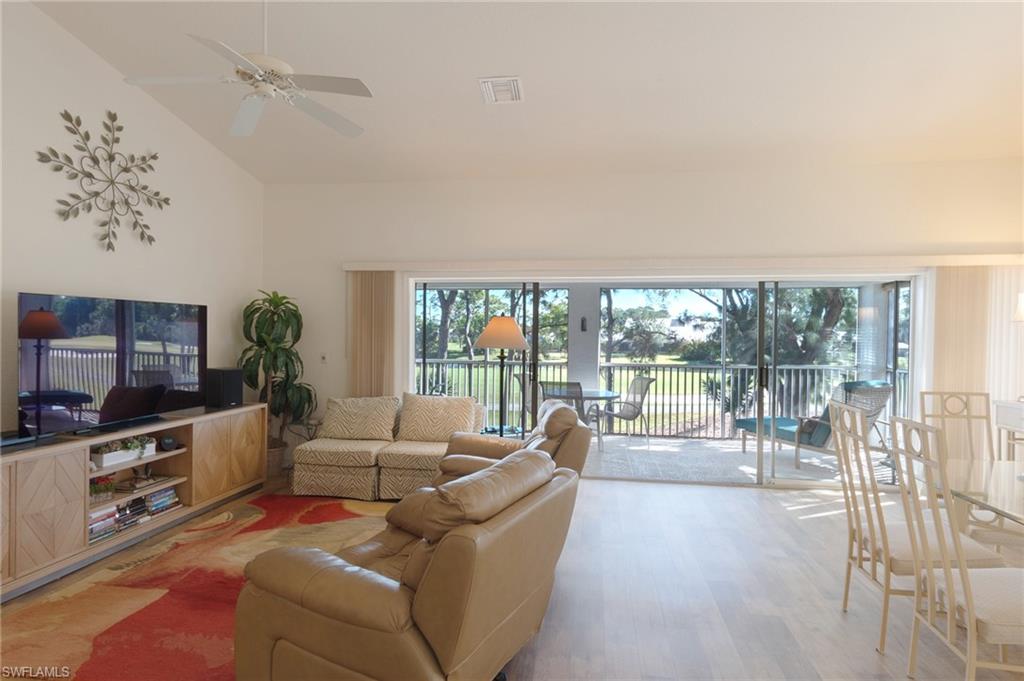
[932,264,1023,400]
[347,270,395,397]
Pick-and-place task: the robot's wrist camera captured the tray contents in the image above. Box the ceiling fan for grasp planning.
[124,4,371,138]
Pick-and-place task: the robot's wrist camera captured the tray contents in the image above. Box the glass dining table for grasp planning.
[942,457,1024,526]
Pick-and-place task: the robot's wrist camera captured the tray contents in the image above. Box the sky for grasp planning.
[609,288,722,320]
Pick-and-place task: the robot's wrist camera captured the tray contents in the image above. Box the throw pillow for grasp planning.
[397,392,476,443]
[319,396,400,442]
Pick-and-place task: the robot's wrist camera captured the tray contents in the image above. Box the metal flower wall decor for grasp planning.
[37,110,171,251]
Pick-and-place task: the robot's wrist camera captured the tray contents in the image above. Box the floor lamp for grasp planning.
[475,315,528,437]
[18,308,68,438]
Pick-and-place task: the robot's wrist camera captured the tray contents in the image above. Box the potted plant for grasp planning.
[238,290,317,477]
[90,436,158,468]
[89,475,116,504]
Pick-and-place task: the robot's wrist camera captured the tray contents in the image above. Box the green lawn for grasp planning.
[50,335,194,353]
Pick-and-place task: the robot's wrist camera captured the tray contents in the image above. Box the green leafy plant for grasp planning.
[94,436,155,456]
[238,290,317,446]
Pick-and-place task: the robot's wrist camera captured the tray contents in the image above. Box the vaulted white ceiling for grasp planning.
[38,2,1023,183]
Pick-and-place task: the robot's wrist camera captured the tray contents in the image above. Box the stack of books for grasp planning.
[88,507,117,544]
[145,487,180,516]
[115,497,148,531]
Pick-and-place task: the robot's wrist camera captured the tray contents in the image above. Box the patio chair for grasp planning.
[514,373,533,415]
[735,379,892,469]
[540,381,602,450]
[598,376,655,449]
[132,368,175,389]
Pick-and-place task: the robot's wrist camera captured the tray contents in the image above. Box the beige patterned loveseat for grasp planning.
[292,393,484,501]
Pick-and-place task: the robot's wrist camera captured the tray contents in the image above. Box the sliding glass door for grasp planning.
[759,280,913,485]
[413,283,566,434]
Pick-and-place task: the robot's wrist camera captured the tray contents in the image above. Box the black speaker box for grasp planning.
[206,368,243,408]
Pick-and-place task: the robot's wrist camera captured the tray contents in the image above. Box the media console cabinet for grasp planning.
[0,403,267,600]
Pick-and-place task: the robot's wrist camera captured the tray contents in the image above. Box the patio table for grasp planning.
[539,387,620,450]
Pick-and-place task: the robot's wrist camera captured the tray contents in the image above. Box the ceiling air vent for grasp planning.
[479,76,523,104]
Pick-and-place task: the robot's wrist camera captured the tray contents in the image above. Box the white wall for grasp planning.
[1,4,264,428]
[262,159,1022,404]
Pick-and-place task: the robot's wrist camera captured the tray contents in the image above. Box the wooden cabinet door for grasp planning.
[15,449,86,576]
[2,463,12,581]
[229,409,264,488]
[192,417,231,504]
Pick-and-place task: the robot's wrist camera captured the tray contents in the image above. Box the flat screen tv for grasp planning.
[13,292,207,441]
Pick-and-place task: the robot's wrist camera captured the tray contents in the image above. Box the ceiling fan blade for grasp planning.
[125,75,236,86]
[229,94,267,137]
[290,74,372,98]
[187,34,263,75]
[290,95,363,137]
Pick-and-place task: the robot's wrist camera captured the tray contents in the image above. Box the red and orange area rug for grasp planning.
[1,494,389,681]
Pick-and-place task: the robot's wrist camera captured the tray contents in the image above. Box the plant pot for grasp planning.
[266,437,287,480]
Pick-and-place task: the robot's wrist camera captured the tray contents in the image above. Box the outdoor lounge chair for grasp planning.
[734,380,892,469]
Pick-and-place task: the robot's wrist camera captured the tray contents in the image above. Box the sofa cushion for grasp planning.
[385,450,555,542]
[319,396,400,442]
[397,393,476,443]
[293,438,389,467]
[378,441,448,470]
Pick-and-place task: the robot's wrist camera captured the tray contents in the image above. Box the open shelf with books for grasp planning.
[1,403,267,600]
[88,475,187,513]
[88,479,187,545]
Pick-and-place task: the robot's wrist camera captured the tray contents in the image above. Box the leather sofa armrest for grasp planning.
[445,432,524,459]
[244,547,413,633]
[431,454,499,485]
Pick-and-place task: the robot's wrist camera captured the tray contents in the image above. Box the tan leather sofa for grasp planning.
[435,400,592,485]
[235,449,579,681]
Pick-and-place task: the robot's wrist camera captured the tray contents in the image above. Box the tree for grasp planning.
[685,286,858,415]
[435,289,459,359]
[600,289,673,364]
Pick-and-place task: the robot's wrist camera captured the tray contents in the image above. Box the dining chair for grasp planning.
[921,390,1024,552]
[599,376,655,449]
[891,417,1022,681]
[1010,395,1024,459]
[920,391,995,461]
[540,381,602,450]
[830,401,1003,655]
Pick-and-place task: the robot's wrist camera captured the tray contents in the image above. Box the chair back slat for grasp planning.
[831,400,890,582]
[920,391,995,461]
[891,417,976,647]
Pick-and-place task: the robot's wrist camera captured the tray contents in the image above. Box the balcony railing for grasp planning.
[45,347,201,409]
[415,359,910,437]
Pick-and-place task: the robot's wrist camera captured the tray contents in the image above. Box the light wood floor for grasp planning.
[5,479,1020,680]
[507,480,1021,681]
